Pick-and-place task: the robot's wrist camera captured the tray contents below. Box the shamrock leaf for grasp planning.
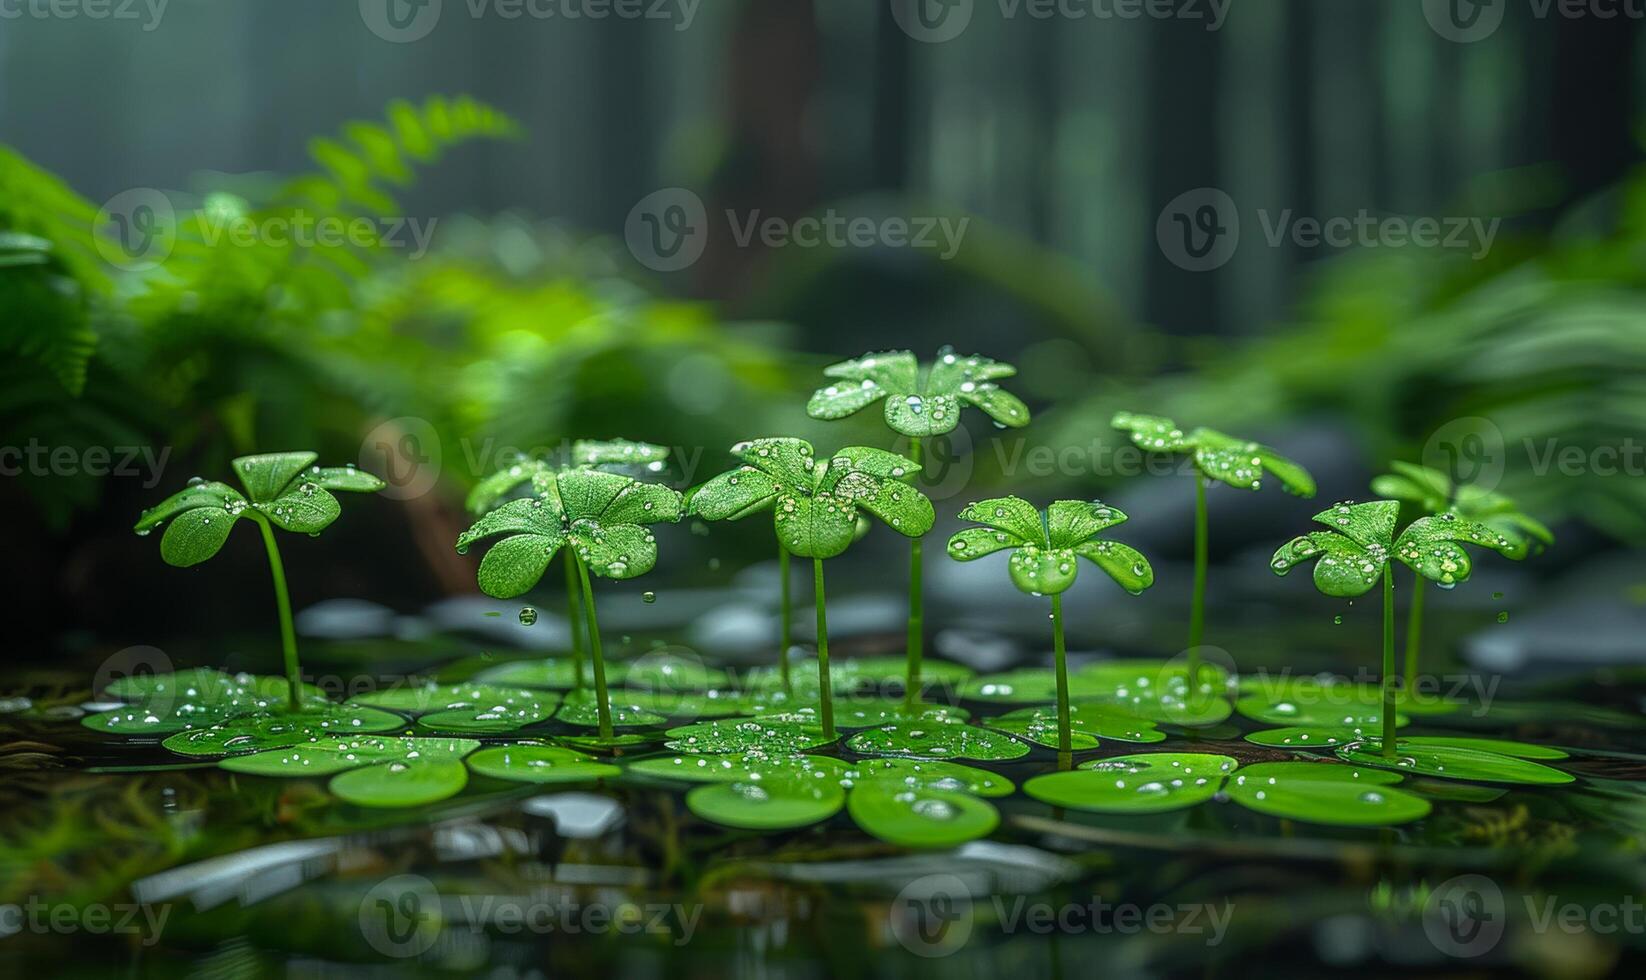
[947,496,1151,596]
[692,438,930,560]
[457,469,683,597]
[1272,500,1517,597]
[1111,411,1316,496]
[1372,461,1554,559]
[135,452,384,567]
[807,347,1030,438]
[466,439,671,515]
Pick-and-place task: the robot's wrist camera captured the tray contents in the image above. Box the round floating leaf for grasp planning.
[350,681,558,733]
[621,654,730,692]
[1024,753,1238,814]
[845,723,1030,761]
[843,757,1014,798]
[1225,762,1429,826]
[557,732,658,750]
[665,719,834,754]
[748,656,974,695]
[628,752,850,784]
[476,658,630,690]
[847,783,1000,849]
[686,777,846,830]
[465,745,620,783]
[330,760,469,808]
[220,735,478,777]
[1397,736,1567,760]
[984,704,1165,748]
[554,691,666,728]
[752,698,968,729]
[161,707,408,756]
[1234,692,1407,730]
[1335,741,1574,785]
[1243,727,1368,750]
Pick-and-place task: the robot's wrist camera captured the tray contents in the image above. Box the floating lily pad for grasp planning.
[476,658,630,690]
[1244,727,1368,749]
[753,698,968,729]
[686,777,847,830]
[554,691,666,728]
[103,669,315,702]
[984,703,1165,748]
[846,782,1000,849]
[613,689,751,720]
[220,735,477,776]
[84,672,341,736]
[664,719,835,754]
[628,752,850,784]
[966,664,1233,726]
[1225,762,1430,826]
[1335,741,1574,784]
[621,654,731,692]
[1023,753,1238,813]
[557,732,659,750]
[161,707,409,756]
[1398,736,1567,760]
[845,723,1030,761]
[842,757,1014,797]
[349,681,559,733]
[746,656,973,694]
[466,745,620,783]
[1234,692,1407,729]
[331,758,470,808]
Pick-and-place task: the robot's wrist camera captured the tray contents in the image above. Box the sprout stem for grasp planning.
[563,549,585,692]
[251,514,302,713]
[904,436,924,709]
[1381,563,1396,759]
[1051,592,1072,754]
[1188,472,1208,680]
[779,544,793,694]
[573,552,614,740]
[814,557,836,740]
[1403,570,1425,694]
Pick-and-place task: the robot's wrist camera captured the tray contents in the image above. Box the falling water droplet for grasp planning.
[1332,615,1343,625]
[518,607,538,626]
[1497,611,1509,624]
[641,591,657,604]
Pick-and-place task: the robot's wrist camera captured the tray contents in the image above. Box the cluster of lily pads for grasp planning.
[102,350,1569,835]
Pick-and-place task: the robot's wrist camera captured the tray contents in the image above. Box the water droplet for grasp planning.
[518,607,538,626]
[642,591,657,604]
[1496,611,1509,624]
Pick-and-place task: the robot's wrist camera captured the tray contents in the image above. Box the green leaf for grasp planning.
[1234,692,1407,729]
[884,391,963,437]
[572,522,659,579]
[306,466,386,494]
[134,482,245,534]
[555,691,666,728]
[858,479,935,537]
[554,469,634,521]
[465,745,619,783]
[1270,532,1383,597]
[1074,539,1154,594]
[687,777,846,830]
[231,452,318,502]
[1394,513,1518,587]
[773,492,858,559]
[957,496,1045,544]
[569,438,670,471]
[1110,411,1193,452]
[984,704,1165,748]
[466,458,551,515]
[811,349,1029,436]
[751,698,967,729]
[350,681,559,733]
[257,484,341,533]
[1244,727,1364,749]
[1373,461,1452,513]
[847,782,1000,848]
[807,375,895,420]
[1191,428,1316,496]
[598,480,684,525]
[477,533,564,598]
[1046,500,1127,547]
[1023,753,1238,813]
[844,757,1014,797]
[822,446,920,483]
[744,657,974,695]
[1312,500,1399,550]
[731,437,818,488]
[845,723,1030,761]
[220,735,476,776]
[331,759,469,808]
[1335,740,1574,784]
[687,466,780,521]
[664,719,834,754]
[161,707,409,756]
[628,752,850,784]
[1396,736,1567,760]
[1007,545,1079,595]
[477,658,628,689]
[457,495,564,549]
[159,506,240,567]
[1225,762,1429,826]
[822,350,918,391]
[946,526,1025,561]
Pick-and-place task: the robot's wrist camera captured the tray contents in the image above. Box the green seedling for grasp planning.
[456,468,683,740]
[686,437,933,739]
[134,452,385,711]
[467,439,670,692]
[1372,461,1553,689]
[946,496,1153,754]
[808,348,1030,708]
[1270,500,1517,758]
[1112,412,1315,680]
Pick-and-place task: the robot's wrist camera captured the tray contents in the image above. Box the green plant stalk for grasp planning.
[904,436,924,709]
[1381,563,1396,759]
[563,549,585,692]
[1188,472,1208,680]
[1050,592,1072,754]
[779,544,792,694]
[814,558,836,740]
[573,553,614,740]
[1403,570,1425,694]
[251,514,302,713]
